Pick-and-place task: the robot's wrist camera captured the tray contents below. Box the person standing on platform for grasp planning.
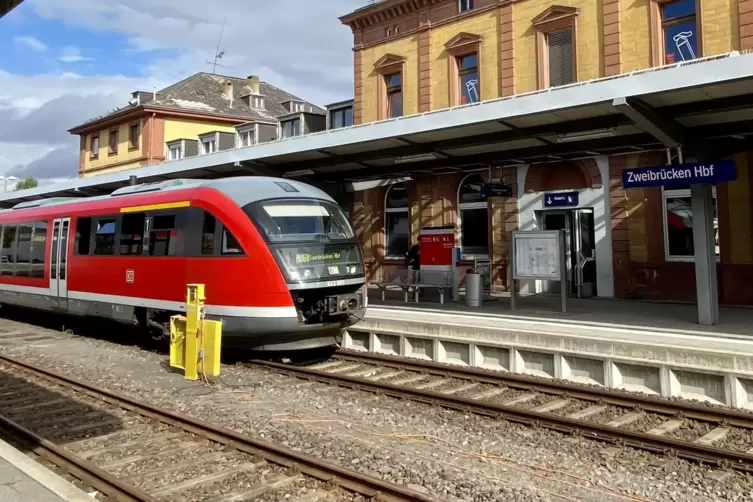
[405,243,420,270]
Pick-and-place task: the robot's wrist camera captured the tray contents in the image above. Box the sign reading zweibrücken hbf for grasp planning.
[621,159,737,189]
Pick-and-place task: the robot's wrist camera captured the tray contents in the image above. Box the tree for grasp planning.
[14,176,38,191]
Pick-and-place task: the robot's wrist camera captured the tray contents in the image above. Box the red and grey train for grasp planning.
[0,177,367,351]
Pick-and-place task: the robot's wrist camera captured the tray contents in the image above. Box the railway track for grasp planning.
[251,350,753,473]
[0,353,442,502]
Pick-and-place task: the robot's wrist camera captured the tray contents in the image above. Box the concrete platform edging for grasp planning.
[345,308,753,410]
[0,437,93,502]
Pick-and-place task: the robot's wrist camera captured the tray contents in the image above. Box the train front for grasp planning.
[243,197,367,351]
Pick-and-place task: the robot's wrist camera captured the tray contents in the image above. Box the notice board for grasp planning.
[512,231,562,281]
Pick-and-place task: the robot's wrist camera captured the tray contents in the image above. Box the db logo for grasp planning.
[125,269,135,284]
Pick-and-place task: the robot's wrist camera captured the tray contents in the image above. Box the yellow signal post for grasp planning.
[169,283,223,381]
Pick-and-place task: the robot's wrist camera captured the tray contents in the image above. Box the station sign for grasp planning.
[480,183,513,197]
[544,191,579,208]
[621,159,737,189]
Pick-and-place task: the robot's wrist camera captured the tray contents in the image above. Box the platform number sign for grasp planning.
[126,269,135,284]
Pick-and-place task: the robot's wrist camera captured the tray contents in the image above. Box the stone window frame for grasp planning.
[384,182,410,258]
[457,172,490,259]
[445,32,482,107]
[662,185,719,262]
[532,5,579,90]
[649,0,703,67]
[373,53,405,120]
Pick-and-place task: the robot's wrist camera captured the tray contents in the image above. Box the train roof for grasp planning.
[0,177,336,214]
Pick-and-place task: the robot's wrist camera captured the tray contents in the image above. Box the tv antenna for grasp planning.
[207,18,228,73]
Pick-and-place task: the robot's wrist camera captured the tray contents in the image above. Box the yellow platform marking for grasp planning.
[120,201,191,213]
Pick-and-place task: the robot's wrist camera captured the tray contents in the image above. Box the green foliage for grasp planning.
[14,176,38,191]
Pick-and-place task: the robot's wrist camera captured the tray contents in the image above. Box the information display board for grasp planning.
[419,226,455,269]
[509,230,567,314]
[512,231,562,280]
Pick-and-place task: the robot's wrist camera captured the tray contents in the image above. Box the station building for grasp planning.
[338,0,753,306]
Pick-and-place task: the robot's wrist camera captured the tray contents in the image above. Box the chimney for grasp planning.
[247,75,260,95]
[222,81,234,100]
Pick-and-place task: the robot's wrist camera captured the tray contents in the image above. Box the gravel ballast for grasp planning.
[0,317,752,501]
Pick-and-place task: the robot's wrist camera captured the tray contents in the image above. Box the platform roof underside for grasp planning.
[5,51,753,208]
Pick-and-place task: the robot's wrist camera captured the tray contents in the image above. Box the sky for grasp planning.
[0,0,363,186]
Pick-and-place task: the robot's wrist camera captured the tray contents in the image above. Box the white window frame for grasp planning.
[459,0,474,12]
[384,184,410,259]
[457,173,489,259]
[166,140,184,161]
[236,127,254,148]
[662,186,720,262]
[199,132,218,155]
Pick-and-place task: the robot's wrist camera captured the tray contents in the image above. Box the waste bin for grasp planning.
[465,270,483,307]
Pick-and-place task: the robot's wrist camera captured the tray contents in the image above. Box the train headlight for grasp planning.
[347,265,357,274]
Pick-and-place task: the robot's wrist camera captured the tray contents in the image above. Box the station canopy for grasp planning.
[0,0,23,18]
[4,50,753,207]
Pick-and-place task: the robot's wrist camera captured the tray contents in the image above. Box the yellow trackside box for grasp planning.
[169,284,222,381]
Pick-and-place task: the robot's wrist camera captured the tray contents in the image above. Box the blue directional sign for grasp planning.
[544,191,579,208]
[622,159,737,189]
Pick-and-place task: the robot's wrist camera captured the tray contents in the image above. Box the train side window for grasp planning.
[1,226,18,276]
[201,212,216,255]
[15,224,33,277]
[30,221,47,278]
[120,213,144,255]
[0,226,16,276]
[149,214,177,256]
[76,217,92,255]
[221,227,243,255]
[94,219,116,255]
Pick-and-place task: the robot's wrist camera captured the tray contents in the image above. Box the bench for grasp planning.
[407,269,453,304]
[371,268,416,302]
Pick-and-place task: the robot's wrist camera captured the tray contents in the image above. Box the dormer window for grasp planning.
[253,96,265,109]
[166,140,184,161]
[237,126,254,147]
[285,100,304,113]
[280,118,301,139]
[199,132,218,154]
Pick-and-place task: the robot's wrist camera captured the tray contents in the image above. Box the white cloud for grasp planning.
[58,46,93,63]
[5,0,363,181]
[12,35,48,52]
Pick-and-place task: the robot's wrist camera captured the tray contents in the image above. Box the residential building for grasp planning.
[337,0,753,304]
[69,73,325,178]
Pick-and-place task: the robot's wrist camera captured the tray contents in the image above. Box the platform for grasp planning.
[0,436,92,502]
[344,288,753,409]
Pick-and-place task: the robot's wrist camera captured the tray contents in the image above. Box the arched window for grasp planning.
[457,173,489,256]
[385,183,409,257]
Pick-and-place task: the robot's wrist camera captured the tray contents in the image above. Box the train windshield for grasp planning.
[248,200,355,243]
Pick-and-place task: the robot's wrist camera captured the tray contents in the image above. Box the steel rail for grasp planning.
[0,414,156,502]
[334,350,753,428]
[251,358,753,473]
[0,354,442,502]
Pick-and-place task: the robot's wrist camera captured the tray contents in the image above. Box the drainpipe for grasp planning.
[148,112,156,165]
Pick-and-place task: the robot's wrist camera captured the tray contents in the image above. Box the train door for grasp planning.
[49,218,71,310]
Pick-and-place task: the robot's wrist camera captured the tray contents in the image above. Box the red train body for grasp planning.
[0,177,367,351]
